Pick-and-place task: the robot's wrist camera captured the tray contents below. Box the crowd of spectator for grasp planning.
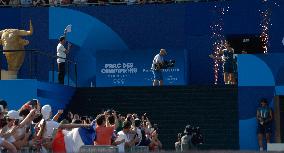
[0,99,162,152]
[0,0,175,6]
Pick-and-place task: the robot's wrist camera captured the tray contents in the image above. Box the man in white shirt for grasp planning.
[151,49,167,86]
[57,35,71,84]
[115,121,139,153]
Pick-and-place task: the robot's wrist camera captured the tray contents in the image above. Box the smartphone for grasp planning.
[30,99,37,106]
[14,119,19,126]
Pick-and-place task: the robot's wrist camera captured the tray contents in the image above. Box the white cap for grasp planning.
[41,105,52,120]
[7,110,20,120]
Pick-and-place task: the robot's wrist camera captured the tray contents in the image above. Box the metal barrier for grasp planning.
[79,145,119,153]
[130,146,149,152]
[0,49,78,87]
[19,147,37,153]
[79,145,149,153]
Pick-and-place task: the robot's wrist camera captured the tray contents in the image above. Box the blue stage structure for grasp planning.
[1,0,283,87]
[0,0,284,150]
[0,80,75,111]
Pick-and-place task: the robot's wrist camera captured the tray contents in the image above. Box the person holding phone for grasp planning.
[3,109,37,150]
[115,121,139,153]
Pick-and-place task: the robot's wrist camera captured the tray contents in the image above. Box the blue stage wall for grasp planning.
[96,49,187,86]
[238,54,284,150]
[1,0,284,87]
[0,0,284,150]
[0,80,75,112]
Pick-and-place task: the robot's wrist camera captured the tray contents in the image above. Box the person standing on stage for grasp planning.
[256,98,273,151]
[151,49,167,86]
[209,40,235,85]
[222,40,235,85]
[57,30,71,85]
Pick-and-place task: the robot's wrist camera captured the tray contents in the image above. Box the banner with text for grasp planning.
[96,50,187,87]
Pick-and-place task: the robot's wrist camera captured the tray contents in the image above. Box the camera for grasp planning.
[155,60,175,70]
[191,126,204,145]
[179,124,205,148]
[163,60,175,69]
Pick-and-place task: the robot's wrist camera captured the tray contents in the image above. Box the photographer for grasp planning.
[181,125,192,152]
[151,49,167,86]
[256,98,273,151]
[175,133,182,152]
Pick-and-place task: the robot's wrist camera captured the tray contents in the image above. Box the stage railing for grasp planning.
[79,145,119,153]
[0,49,78,87]
[78,145,149,153]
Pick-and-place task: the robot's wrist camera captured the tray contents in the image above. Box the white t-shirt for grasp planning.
[133,128,142,146]
[39,119,60,138]
[57,43,67,63]
[116,131,130,153]
[151,54,163,70]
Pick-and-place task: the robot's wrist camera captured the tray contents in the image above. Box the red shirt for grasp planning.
[52,129,66,153]
[94,126,115,145]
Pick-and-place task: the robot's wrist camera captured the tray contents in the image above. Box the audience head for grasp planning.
[108,115,115,125]
[19,109,30,118]
[6,110,20,126]
[134,118,141,127]
[122,121,132,132]
[59,36,66,44]
[96,114,106,126]
[0,99,8,112]
[260,98,268,107]
[41,105,52,120]
[159,49,167,56]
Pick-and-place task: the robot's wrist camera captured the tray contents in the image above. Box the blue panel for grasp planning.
[238,86,276,151]
[238,86,275,120]
[0,80,37,110]
[275,86,284,95]
[96,49,186,87]
[238,54,275,86]
[49,7,128,86]
[0,80,75,111]
[239,118,258,150]
[0,8,21,29]
[37,81,75,110]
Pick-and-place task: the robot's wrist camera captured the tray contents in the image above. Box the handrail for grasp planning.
[0,49,78,87]
[0,50,76,64]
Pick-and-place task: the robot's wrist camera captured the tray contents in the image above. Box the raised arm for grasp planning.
[19,109,37,128]
[113,111,118,129]
[53,109,63,121]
